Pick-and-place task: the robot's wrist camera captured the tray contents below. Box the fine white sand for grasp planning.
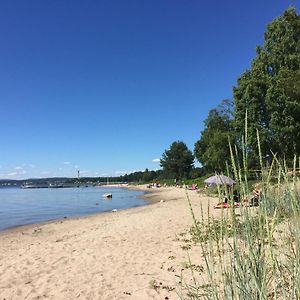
[0,185,223,300]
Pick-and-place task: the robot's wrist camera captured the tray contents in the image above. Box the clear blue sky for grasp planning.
[0,0,296,179]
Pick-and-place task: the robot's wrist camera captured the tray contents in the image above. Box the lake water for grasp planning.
[0,186,147,231]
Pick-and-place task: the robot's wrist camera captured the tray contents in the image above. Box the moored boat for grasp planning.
[21,184,48,189]
[49,183,64,188]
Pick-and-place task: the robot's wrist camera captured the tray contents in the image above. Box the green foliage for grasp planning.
[160,141,194,180]
[121,169,162,183]
[182,9,300,297]
[194,100,235,171]
[234,7,300,164]
[190,216,269,245]
[182,99,300,300]
[194,8,300,171]
[189,167,206,179]
[184,174,211,189]
[142,168,157,182]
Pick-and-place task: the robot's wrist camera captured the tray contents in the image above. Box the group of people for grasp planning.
[147,183,161,188]
[214,183,262,209]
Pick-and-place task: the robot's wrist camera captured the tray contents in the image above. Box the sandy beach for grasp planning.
[0,186,222,300]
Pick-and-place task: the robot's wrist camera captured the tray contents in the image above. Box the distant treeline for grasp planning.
[0,167,206,186]
[66,167,205,184]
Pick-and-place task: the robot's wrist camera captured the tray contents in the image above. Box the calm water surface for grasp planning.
[0,186,147,231]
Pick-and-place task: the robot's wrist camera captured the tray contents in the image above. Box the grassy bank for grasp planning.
[181,155,300,299]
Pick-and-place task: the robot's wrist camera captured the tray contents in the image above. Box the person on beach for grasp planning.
[249,183,262,206]
[214,186,240,208]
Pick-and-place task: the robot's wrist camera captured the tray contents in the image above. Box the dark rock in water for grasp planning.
[103,193,112,198]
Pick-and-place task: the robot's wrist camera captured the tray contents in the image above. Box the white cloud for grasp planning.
[152,158,160,163]
[74,165,79,169]
[63,161,71,165]
[4,167,27,178]
[29,164,36,169]
[7,172,18,176]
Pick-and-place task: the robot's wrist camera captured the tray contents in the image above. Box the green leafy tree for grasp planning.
[194,100,234,172]
[142,168,157,182]
[160,141,194,180]
[234,7,300,163]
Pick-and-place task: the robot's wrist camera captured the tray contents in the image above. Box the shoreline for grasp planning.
[0,185,220,299]
[0,184,157,235]
[0,184,173,236]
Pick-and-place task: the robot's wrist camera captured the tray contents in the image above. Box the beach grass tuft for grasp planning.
[181,134,300,299]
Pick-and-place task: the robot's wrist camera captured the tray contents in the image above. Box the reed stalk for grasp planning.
[181,126,300,299]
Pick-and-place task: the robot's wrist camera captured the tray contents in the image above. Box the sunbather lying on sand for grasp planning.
[214,201,240,209]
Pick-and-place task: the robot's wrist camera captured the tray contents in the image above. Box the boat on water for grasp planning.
[49,183,64,188]
[103,193,112,198]
[21,184,49,189]
[21,183,65,189]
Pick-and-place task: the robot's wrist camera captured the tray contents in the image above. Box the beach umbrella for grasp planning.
[204,175,236,186]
